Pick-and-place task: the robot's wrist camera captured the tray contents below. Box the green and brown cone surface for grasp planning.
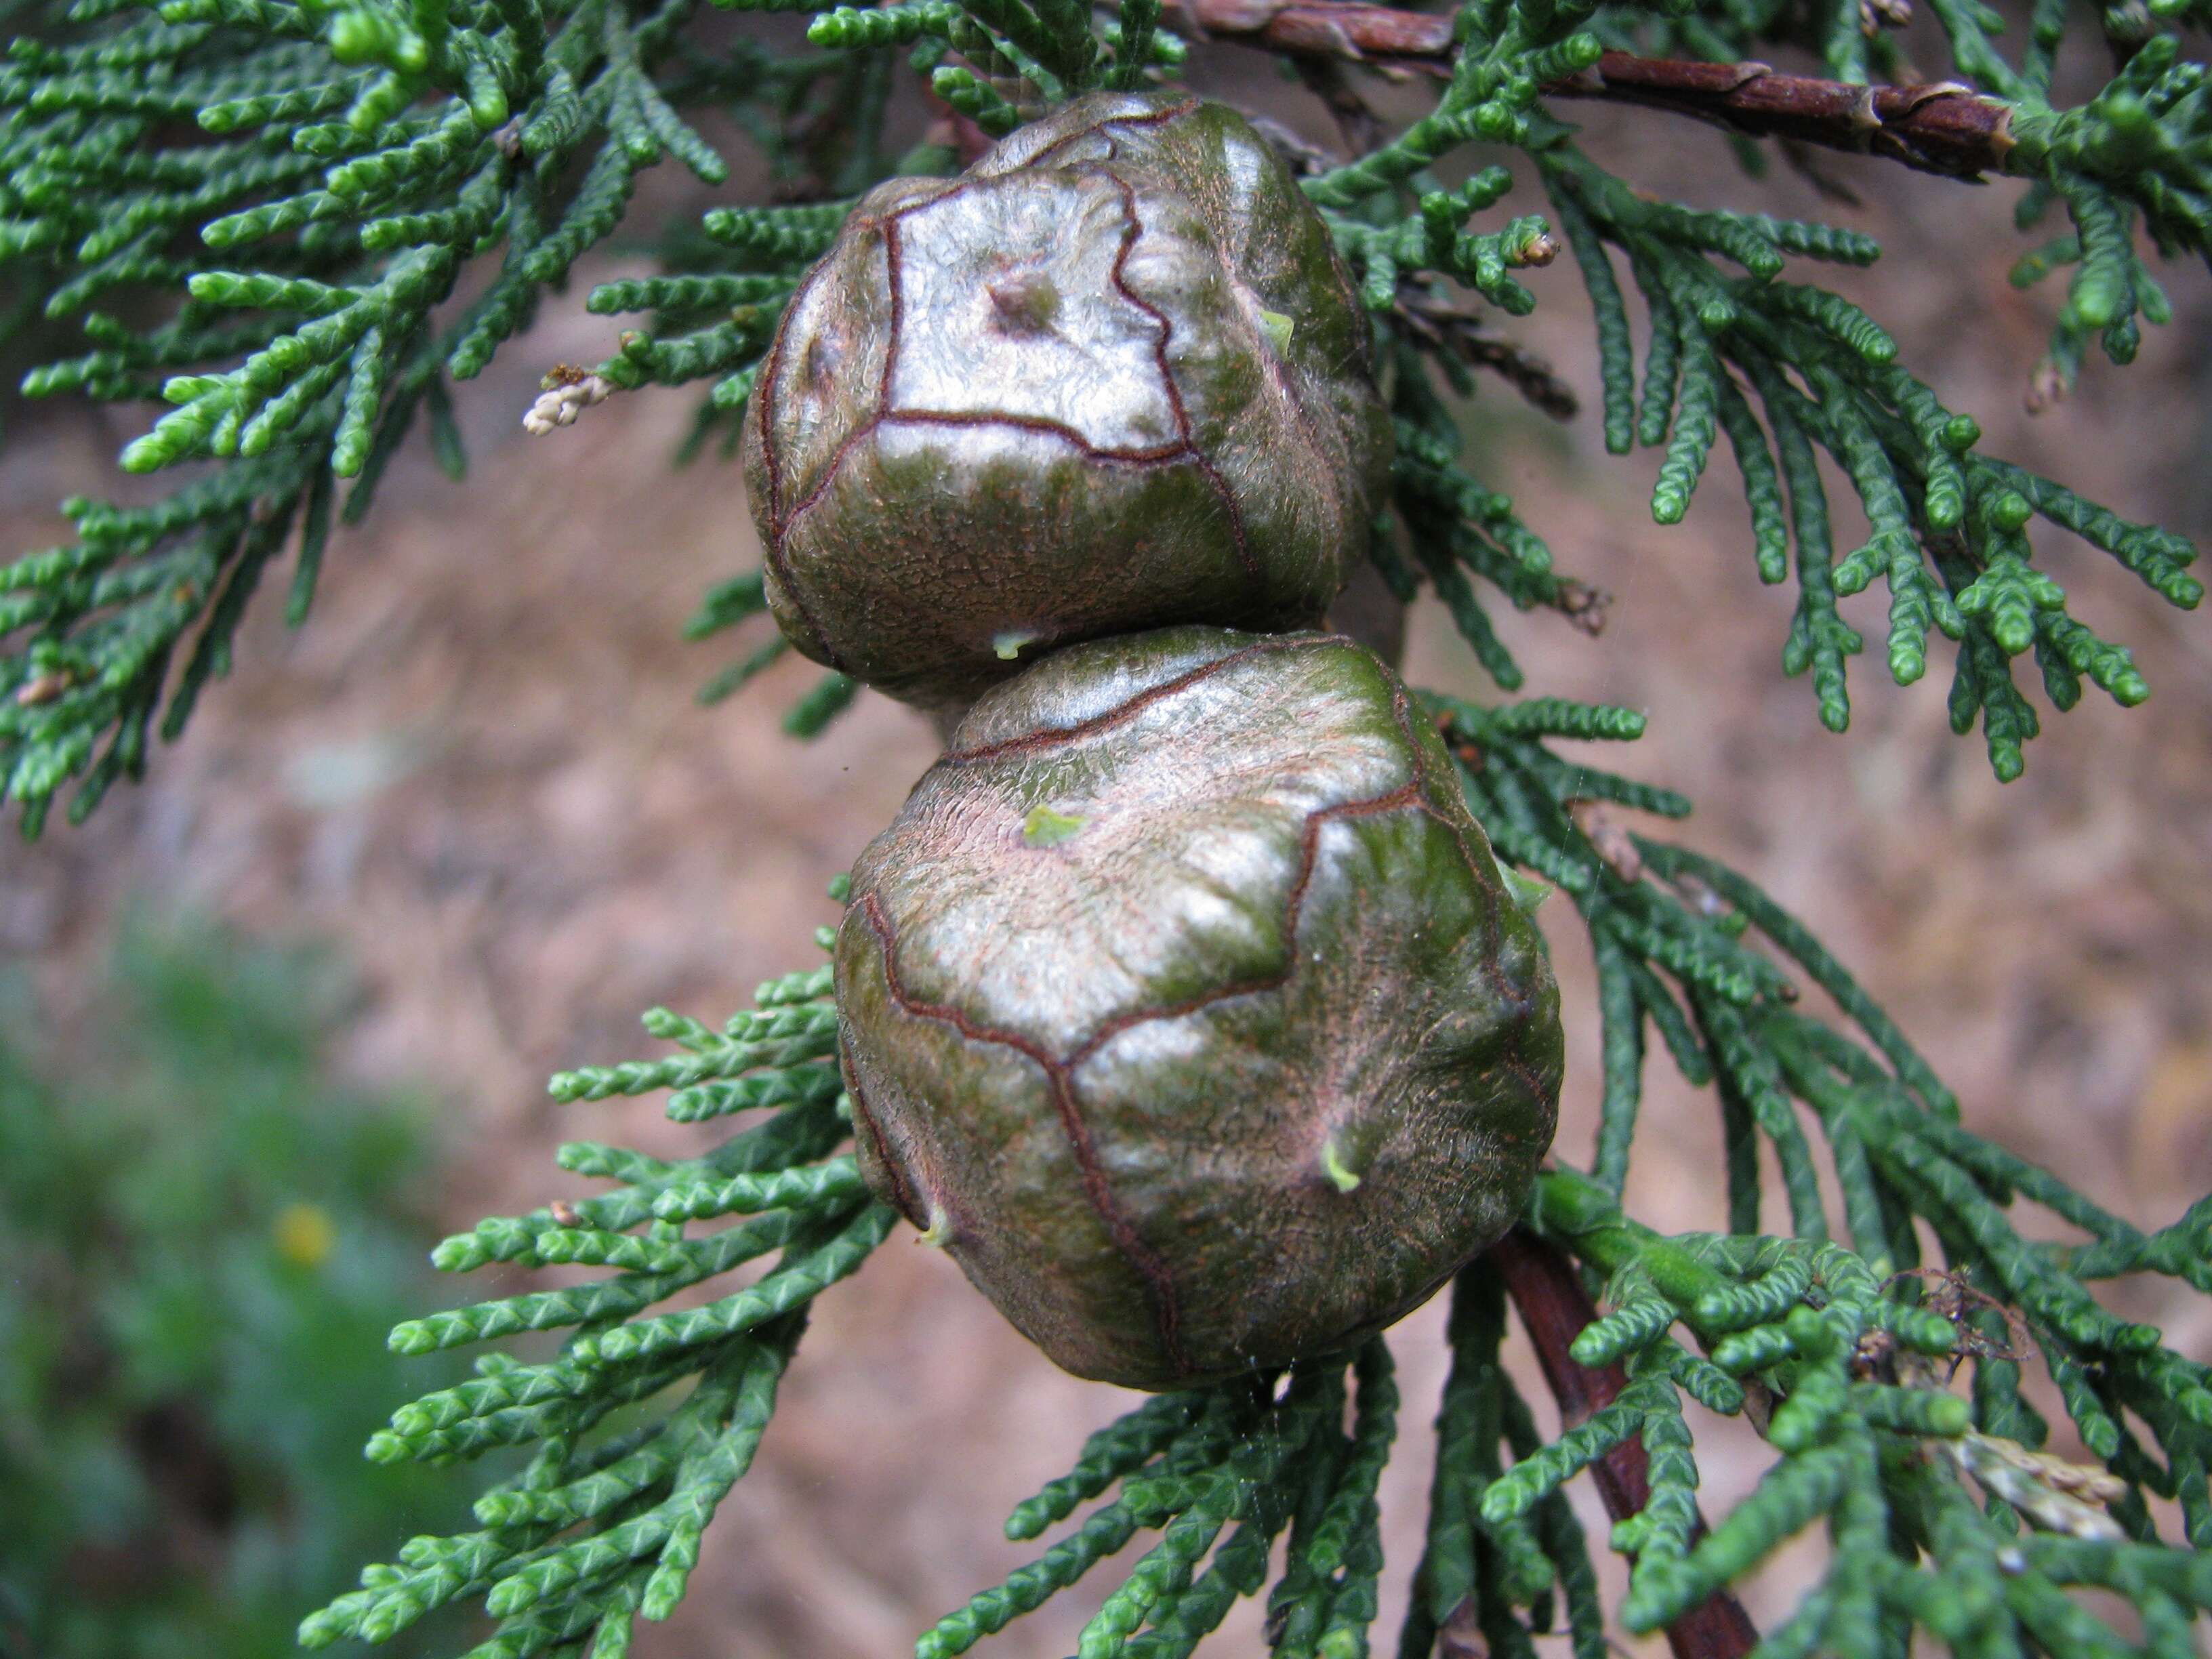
[742,91,1394,717]
[836,628,1563,1390]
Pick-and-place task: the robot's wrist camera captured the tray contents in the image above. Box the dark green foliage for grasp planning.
[1496,137,2198,773]
[0,916,467,1659]
[0,0,834,830]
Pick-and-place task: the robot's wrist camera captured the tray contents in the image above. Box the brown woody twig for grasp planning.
[1488,1228,1763,1659]
[1176,0,2018,179]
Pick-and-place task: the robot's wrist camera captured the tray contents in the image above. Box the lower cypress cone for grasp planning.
[836,627,1563,1389]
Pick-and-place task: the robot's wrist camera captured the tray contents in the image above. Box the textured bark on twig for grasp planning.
[1488,1228,1763,1659]
[1179,0,2018,179]
[1550,54,2013,179]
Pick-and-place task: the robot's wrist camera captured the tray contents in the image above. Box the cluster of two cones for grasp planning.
[740,91,1563,1391]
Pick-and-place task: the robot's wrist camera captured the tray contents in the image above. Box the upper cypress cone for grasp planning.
[835,628,1563,1390]
[742,91,1393,716]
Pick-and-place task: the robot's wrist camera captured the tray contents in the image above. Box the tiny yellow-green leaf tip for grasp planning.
[1022,805,1086,847]
[1321,1139,1361,1193]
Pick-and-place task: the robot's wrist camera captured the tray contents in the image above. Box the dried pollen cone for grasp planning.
[741,90,1394,716]
[835,628,1564,1391]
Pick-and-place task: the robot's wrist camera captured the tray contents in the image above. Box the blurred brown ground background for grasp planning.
[5,37,2212,1657]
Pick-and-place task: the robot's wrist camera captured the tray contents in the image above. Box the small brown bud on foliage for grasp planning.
[743,91,1394,717]
[836,628,1563,1389]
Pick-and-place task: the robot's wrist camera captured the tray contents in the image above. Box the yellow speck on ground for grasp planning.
[272,1202,336,1269]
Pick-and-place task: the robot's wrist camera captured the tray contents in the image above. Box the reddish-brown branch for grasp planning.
[1552,54,2013,178]
[1488,1229,1762,1659]
[1181,0,1458,65]
[1176,0,2018,179]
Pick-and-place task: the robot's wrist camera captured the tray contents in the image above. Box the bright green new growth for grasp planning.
[3,0,2210,1650]
[299,956,891,1654]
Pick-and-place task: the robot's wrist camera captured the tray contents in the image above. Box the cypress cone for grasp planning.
[836,628,1563,1389]
[743,91,1393,718]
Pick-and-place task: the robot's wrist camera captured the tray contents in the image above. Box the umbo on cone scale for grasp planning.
[743,91,1393,718]
[836,628,1563,1390]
